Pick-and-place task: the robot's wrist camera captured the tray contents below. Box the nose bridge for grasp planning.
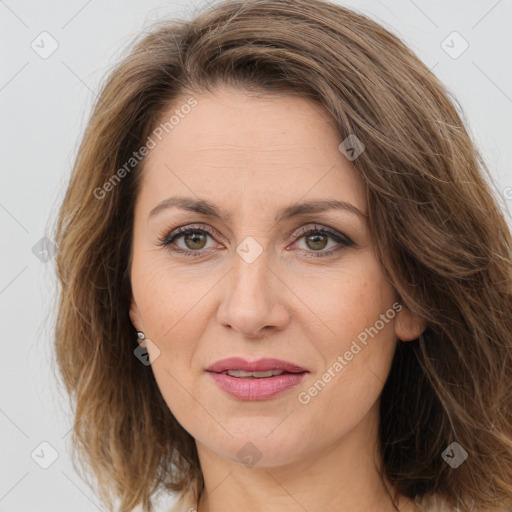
[232,242,270,297]
[217,238,288,336]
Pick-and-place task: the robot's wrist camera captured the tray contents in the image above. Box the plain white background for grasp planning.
[1,1,511,511]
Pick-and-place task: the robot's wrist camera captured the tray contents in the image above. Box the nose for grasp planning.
[216,247,290,339]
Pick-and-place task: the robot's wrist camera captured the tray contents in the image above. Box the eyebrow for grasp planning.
[149,196,367,222]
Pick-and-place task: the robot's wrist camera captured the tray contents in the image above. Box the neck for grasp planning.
[194,402,416,512]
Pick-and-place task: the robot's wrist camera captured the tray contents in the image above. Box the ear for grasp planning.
[395,304,426,342]
[129,295,145,345]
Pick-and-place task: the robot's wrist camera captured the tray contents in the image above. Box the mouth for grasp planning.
[216,369,298,378]
[206,356,308,374]
[205,357,309,400]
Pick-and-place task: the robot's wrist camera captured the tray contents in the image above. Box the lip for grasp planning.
[206,357,308,373]
[206,357,309,401]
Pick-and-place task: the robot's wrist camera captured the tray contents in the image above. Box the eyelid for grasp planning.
[289,223,351,243]
[160,223,218,245]
[159,222,354,256]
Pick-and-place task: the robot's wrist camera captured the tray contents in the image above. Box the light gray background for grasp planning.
[1,1,511,511]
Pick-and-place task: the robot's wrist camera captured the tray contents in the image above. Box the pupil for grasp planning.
[307,234,327,250]
[185,232,206,250]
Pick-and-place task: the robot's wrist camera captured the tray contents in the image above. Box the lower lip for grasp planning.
[207,371,307,400]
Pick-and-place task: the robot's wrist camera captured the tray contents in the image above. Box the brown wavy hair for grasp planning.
[52,0,512,511]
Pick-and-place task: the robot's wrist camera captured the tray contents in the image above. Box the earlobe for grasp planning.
[395,305,426,342]
[129,298,147,347]
[129,296,143,333]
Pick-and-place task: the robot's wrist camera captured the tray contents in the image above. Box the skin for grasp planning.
[129,85,426,512]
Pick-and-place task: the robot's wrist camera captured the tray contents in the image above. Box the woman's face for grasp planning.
[129,85,422,468]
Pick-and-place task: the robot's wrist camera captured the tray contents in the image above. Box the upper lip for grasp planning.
[206,357,308,373]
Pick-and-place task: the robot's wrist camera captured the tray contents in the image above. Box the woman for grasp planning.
[52,1,512,511]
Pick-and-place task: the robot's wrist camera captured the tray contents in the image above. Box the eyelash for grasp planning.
[158,224,354,259]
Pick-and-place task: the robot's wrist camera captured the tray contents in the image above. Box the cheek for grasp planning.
[294,253,397,349]
[136,278,207,425]
[295,317,397,451]
[131,249,216,341]
[294,256,398,424]
[130,253,211,411]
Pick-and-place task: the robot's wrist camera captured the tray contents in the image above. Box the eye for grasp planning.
[159,225,219,257]
[158,223,354,258]
[290,224,354,258]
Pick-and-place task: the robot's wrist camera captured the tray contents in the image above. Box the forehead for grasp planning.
[152,87,340,152]
[136,86,365,215]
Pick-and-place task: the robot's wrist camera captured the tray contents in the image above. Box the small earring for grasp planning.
[136,331,146,341]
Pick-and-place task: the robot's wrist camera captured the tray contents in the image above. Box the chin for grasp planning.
[196,425,309,469]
